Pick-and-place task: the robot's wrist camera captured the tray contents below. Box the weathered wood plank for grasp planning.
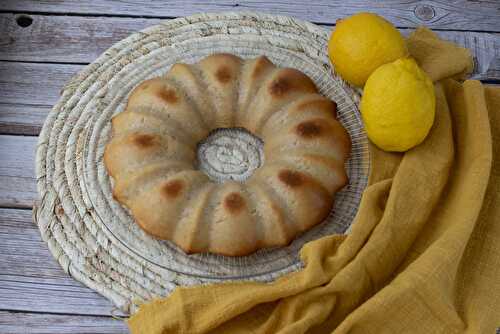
[0,61,83,107]
[0,61,82,136]
[0,0,499,32]
[1,13,499,76]
[0,135,37,208]
[0,13,162,64]
[0,208,124,317]
[0,104,47,136]
[0,311,128,334]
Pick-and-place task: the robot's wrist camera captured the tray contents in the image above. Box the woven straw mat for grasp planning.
[34,12,369,314]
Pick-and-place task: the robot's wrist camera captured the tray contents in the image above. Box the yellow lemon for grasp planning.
[360,58,435,152]
[328,12,408,87]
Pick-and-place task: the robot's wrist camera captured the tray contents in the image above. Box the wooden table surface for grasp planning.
[0,1,499,333]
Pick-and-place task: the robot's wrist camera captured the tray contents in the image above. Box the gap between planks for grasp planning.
[0,0,499,32]
[0,207,127,319]
[0,13,499,65]
[0,311,128,334]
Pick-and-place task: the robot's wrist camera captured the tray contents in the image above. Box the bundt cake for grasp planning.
[104,53,351,256]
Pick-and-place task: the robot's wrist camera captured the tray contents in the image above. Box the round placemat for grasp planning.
[34,12,369,314]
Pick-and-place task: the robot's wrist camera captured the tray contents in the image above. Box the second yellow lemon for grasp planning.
[328,12,408,87]
[360,58,436,152]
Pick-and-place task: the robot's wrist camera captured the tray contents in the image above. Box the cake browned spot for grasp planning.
[278,169,304,188]
[223,192,246,214]
[269,69,317,98]
[104,53,352,256]
[296,120,323,138]
[133,134,156,148]
[269,76,291,97]
[162,179,184,198]
[215,66,232,83]
[158,88,178,104]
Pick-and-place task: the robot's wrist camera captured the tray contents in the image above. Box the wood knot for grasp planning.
[278,170,304,188]
[295,121,322,138]
[215,66,232,83]
[414,4,435,21]
[161,180,184,198]
[223,192,245,214]
[16,15,33,28]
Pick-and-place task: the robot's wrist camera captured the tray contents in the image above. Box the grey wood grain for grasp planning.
[0,311,128,334]
[0,61,83,136]
[0,13,162,64]
[0,61,83,107]
[0,104,47,136]
[0,135,37,208]
[0,208,125,317]
[1,12,499,74]
[1,0,499,32]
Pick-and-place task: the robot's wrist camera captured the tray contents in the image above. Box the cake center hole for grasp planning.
[196,128,264,183]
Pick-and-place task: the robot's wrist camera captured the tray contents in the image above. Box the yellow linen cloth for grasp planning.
[128,28,500,333]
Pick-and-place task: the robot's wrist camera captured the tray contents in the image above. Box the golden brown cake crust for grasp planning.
[104,53,351,256]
